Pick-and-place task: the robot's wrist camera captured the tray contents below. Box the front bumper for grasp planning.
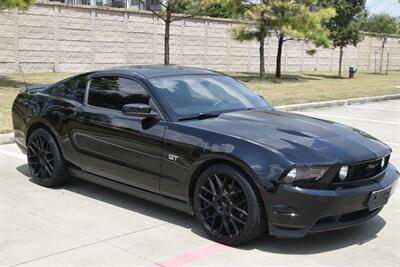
[265,163,399,238]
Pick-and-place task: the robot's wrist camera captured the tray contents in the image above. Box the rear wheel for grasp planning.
[193,164,266,246]
[27,128,69,187]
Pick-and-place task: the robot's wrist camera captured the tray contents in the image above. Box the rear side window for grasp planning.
[47,76,86,103]
[88,77,149,110]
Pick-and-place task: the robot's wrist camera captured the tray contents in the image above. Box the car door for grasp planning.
[71,75,165,193]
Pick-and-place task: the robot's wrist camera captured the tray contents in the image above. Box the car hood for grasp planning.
[182,109,391,165]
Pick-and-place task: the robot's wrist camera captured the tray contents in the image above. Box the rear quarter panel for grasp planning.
[12,91,84,168]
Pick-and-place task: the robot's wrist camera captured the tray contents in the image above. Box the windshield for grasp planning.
[149,75,271,119]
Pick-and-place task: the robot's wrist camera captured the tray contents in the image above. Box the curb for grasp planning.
[0,94,399,146]
[275,94,400,112]
[0,133,14,145]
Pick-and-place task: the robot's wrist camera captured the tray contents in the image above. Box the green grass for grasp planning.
[1,71,399,134]
[229,71,400,106]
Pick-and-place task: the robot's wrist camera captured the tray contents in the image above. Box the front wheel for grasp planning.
[193,164,266,246]
[27,128,69,187]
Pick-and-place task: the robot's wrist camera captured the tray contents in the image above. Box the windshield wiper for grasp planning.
[178,112,220,121]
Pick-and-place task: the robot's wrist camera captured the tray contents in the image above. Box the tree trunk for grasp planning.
[164,18,170,65]
[338,46,343,77]
[275,34,284,78]
[379,38,386,74]
[259,16,265,79]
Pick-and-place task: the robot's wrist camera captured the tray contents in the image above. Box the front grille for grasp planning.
[312,208,381,231]
[334,155,390,183]
[348,159,383,181]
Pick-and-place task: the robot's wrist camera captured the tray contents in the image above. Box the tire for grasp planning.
[27,128,69,187]
[193,164,266,246]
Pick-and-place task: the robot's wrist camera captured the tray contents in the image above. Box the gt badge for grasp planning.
[168,154,179,161]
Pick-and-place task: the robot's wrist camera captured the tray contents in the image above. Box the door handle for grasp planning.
[76,116,84,122]
[76,115,92,123]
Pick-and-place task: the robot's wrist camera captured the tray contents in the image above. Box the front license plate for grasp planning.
[368,187,392,211]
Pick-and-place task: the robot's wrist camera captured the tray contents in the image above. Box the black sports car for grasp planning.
[12,65,399,245]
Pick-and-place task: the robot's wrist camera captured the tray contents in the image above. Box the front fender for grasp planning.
[161,122,295,201]
[190,139,293,190]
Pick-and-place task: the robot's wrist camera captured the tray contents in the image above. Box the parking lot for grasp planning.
[0,100,399,267]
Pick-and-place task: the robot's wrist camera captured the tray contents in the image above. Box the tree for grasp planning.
[139,0,205,65]
[228,1,272,79]
[177,0,237,18]
[267,1,335,78]
[0,0,35,10]
[361,14,398,73]
[227,0,335,79]
[396,16,400,35]
[318,0,367,77]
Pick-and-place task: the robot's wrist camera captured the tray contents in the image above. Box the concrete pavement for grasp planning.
[0,100,399,267]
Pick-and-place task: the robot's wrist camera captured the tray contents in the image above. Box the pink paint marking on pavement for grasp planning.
[149,243,229,267]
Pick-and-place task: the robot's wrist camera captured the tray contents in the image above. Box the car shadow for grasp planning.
[16,164,386,255]
[227,72,321,83]
[241,217,385,254]
[0,76,27,89]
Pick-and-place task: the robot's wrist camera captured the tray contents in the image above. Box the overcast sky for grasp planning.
[367,0,400,16]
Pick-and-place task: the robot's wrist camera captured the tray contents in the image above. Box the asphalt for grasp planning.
[0,100,399,267]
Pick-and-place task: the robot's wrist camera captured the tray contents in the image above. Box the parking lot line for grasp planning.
[347,105,399,112]
[0,149,26,160]
[298,113,400,126]
[149,243,229,267]
[7,218,181,267]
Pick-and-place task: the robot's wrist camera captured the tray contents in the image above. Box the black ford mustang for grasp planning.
[12,65,399,245]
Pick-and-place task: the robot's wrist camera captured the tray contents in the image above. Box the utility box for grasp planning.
[349,65,357,79]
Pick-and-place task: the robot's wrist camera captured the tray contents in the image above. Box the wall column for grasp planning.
[14,10,20,72]
[246,40,251,72]
[226,22,232,71]
[123,11,128,65]
[53,5,60,72]
[180,20,184,65]
[90,9,95,70]
[152,15,157,64]
[300,42,304,72]
[283,42,288,72]
[203,20,208,68]
[367,37,372,72]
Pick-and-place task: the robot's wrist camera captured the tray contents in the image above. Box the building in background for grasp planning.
[49,0,161,10]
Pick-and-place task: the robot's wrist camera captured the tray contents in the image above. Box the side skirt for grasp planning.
[68,167,194,215]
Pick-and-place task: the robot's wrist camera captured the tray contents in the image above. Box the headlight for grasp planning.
[338,166,348,181]
[283,167,328,183]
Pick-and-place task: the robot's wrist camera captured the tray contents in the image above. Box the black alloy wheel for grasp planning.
[27,129,69,187]
[28,134,54,182]
[194,164,265,245]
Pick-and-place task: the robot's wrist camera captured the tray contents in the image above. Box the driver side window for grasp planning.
[88,76,149,111]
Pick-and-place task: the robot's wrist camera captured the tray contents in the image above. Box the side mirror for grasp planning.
[121,104,157,118]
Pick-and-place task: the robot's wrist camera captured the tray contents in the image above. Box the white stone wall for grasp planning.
[1,2,399,73]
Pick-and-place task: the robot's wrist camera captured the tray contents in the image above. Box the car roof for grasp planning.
[92,65,224,79]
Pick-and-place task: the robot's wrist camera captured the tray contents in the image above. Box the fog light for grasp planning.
[381,158,385,168]
[285,169,297,183]
[339,166,348,180]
